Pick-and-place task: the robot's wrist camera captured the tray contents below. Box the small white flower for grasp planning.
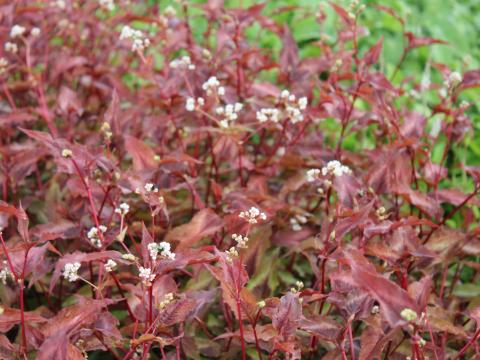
[216,102,243,128]
[290,214,308,232]
[400,308,418,322]
[445,71,462,88]
[298,97,308,110]
[104,259,117,272]
[306,169,320,182]
[185,97,195,111]
[0,57,8,72]
[286,105,304,124]
[239,207,267,224]
[87,226,105,248]
[279,90,307,124]
[232,234,249,248]
[148,243,159,261]
[144,183,158,193]
[119,25,149,52]
[164,5,176,17]
[99,0,114,11]
[0,261,11,285]
[169,55,195,70]
[291,220,302,232]
[158,241,175,259]
[53,0,66,9]
[61,149,73,158]
[63,262,81,282]
[202,76,224,96]
[159,292,175,309]
[115,202,130,215]
[31,27,41,37]
[225,247,238,262]
[148,242,175,261]
[122,253,136,261]
[139,266,155,284]
[185,97,204,112]
[10,25,26,38]
[321,160,352,178]
[4,42,18,54]
[256,108,280,123]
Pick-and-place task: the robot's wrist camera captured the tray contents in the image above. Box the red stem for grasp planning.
[236,255,246,360]
[148,285,153,326]
[347,320,355,360]
[455,327,480,359]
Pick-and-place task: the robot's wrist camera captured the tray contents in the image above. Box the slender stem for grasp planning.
[455,328,480,359]
[148,285,153,326]
[425,316,440,360]
[236,255,246,360]
[347,320,355,360]
[424,185,479,244]
[252,320,263,360]
[19,282,27,353]
[79,276,99,290]
[110,272,136,321]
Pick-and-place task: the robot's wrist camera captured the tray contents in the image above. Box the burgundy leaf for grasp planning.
[165,209,223,250]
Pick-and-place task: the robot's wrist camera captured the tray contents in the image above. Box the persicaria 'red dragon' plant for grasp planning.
[1,0,480,359]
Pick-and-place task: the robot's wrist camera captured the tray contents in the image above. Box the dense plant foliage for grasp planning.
[1,1,480,359]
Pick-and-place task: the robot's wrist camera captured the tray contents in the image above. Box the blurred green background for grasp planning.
[166,0,480,73]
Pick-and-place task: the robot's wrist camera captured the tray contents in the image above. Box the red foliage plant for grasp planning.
[0,1,479,359]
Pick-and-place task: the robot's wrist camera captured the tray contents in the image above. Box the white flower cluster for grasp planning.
[115,202,130,216]
[31,27,41,37]
[164,5,177,17]
[104,259,117,272]
[169,55,195,70]
[10,25,26,39]
[87,225,107,248]
[400,308,418,322]
[52,0,66,9]
[239,206,267,224]
[306,168,321,182]
[185,97,204,112]
[159,292,175,310]
[63,262,81,282]
[139,266,155,285]
[122,253,136,261]
[216,103,243,128]
[4,42,18,54]
[445,71,462,88]
[99,0,114,11]
[225,233,249,262]
[280,90,308,124]
[202,76,225,96]
[290,214,307,232]
[290,280,304,294]
[232,233,249,248]
[256,108,280,123]
[148,241,175,261]
[136,182,159,194]
[321,160,352,177]
[61,148,73,158]
[100,122,113,142]
[120,25,150,52]
[225,247,239,263]
[0,261,11,285]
